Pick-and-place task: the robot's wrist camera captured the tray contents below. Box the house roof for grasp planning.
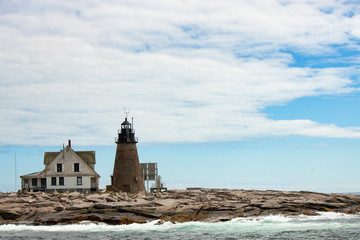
[20,171,44,178]
[44,150,95,166]
[44,147,100,178]
[76,151,96,165]
[43,152,60,165]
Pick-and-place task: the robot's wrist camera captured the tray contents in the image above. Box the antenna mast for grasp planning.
[124,107,130,119]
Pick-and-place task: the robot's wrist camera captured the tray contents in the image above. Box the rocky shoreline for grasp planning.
[0,189,359,225]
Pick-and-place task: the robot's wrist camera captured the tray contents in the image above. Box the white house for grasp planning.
[20,140,100,193]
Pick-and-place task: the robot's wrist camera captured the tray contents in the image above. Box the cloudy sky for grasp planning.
[0,0,359,192]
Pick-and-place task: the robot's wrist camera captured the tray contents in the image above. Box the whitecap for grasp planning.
[0,213,359,234]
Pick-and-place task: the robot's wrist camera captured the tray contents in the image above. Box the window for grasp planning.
[57,164,62,172]
[77,176,82,185]
[59,177,64,186]
[25,179,29,184]
[51,177,56,186]
[74,163,80,172]
[32,178,37,186]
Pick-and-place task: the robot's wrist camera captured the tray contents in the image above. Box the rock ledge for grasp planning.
[0,189,359,225]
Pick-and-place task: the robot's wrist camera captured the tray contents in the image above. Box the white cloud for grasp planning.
[0,0,359,145]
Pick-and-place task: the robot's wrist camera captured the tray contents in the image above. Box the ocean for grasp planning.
[0,212,359,240]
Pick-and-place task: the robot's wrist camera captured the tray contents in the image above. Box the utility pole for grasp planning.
[14,153,17,192]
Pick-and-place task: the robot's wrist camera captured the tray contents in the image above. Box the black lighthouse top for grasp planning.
[116,117,137,143]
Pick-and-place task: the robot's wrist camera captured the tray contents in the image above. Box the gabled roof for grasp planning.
[44,146,100,178]
[76,151,96,165]
[20,171,44,178]
[44,150,95,166]
[44,152,60,165]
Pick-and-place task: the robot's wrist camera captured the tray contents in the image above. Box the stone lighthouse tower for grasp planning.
[106,114,145,193]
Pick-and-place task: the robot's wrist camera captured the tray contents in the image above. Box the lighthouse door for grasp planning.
[123,185,130,192]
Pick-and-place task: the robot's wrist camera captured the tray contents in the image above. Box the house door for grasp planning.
[41,178,46,191]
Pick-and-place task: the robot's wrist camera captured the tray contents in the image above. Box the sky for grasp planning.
[0,0,359,193]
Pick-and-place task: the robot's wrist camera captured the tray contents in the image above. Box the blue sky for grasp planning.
[0,0,359,193]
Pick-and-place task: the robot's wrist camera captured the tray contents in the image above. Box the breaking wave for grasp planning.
[0,212,359,239]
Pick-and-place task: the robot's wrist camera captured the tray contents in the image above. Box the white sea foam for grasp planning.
[226,212,360,232]
[231,211,359,223]
[0,220,165,232]
[0,213,359,233]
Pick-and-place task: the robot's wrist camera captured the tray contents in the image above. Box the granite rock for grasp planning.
[0,189,359,225]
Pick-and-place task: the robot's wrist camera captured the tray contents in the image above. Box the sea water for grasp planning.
[0,212,359,239]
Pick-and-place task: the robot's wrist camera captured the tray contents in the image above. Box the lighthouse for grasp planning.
[106,113,145,193]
